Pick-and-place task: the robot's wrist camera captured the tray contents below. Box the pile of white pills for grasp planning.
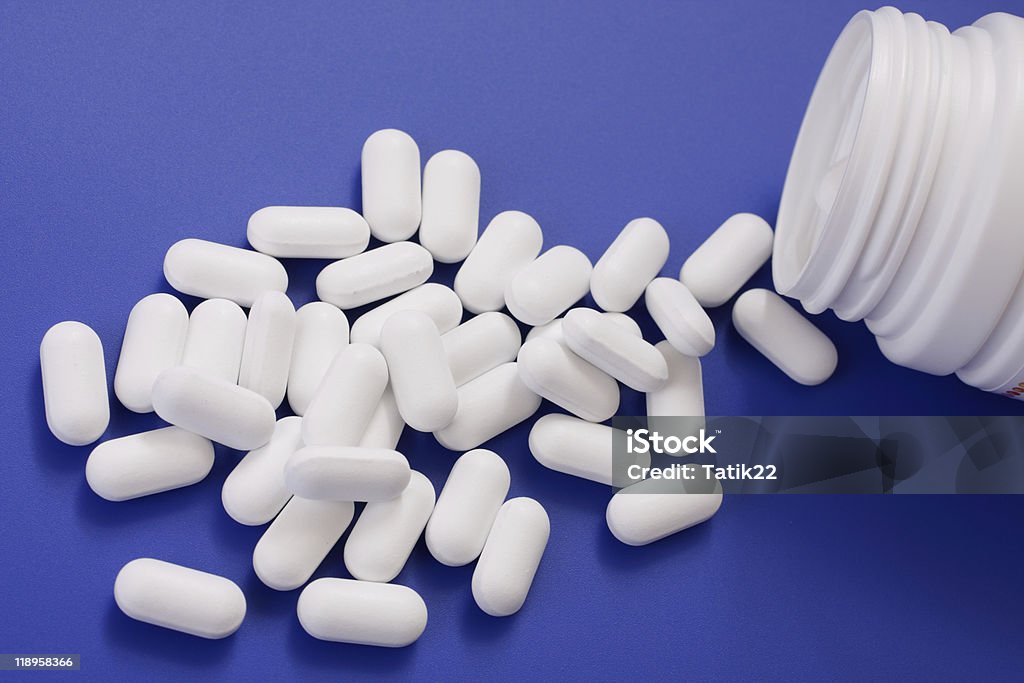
[39,128,839,645]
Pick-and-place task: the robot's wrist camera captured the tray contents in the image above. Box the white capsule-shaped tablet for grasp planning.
[528,414,649,487]
[606,477,723,546]
[454,210,544,314]
[297,578,427,648]
[562,308,668,392]
[380,311,458,432]
[591,218,670,312]
[163,238,288,308]
[516,338,619,422]
[349,283,463,347]
[442,312,522,387]
[644,278,715,357]
[221,416,302,526]
[362,129,421,242]
[302,343,388,446]
[151,366,276,451]
[505,246,593,326]
[732,288,837,385]
[247,206,370,259]
[425,449,510,566]
[238,291,295,409]
[472,497,549,617]
[434,362,541,451]
[114,558,246,639]
[181,298,247,383]
[287,302,349,416]
[680,213,774,308]
[647,341,704,417]
[419,150,481,263]
[253,496,355,591]
[316,242,434,310]
[285,446,411,502]
[40,321,109,446]
[113,294,189,414]
[358,386,405,449]
[86,427,214,502]
[525,311,641,344]
[344,471,435,583]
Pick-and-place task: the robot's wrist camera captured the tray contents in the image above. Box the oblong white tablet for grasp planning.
[316,242,433,310]
[434,362,541,451]
[425,449,510,566]
[114,294,189,413]
[86,427,214,501]
[114,558,246,639]
[562,308,668,392]
[302,343,388,446]
[505,246,593,326]
[591,218,670,312]
[380,310,458,432]
[472,497,549,617]
[732,288,837,385]
[253,496,355,591]
[40,321,109,446]
[151,366,276,451]
[297,578,427,647]
[181,298,247,383]
[528,414,648,487]
[221,416,302,526]
[358,386,405,449]
[163,238,288,308]
[525,311,642,344]
[647,341,704,417]
[419,149,480,263]
[247,206,370,259]
[349,284,463,347]
[606,477,723,546]
[454,210,544,314]
[362,129,421,242]
[516,338,619,422]
[680,213,773,308]
[344,471,435,583]
[285,446,411,502]
[442,312,522,387]
[238,290,296,409]
[287,302,349,416]
[644,278,715,357]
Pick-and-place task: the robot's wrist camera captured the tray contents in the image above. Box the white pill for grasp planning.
[562,308,668,392]
[222,416,302,526]
[442,312,522,387]
[472,497,549,617]
[605,477,723,546]
[525,311,641,344]
[529,414,649,487]
[454,210,544,314]
[40,321,109,446]
[302,343,388,446]
[238,291,295,409]
[644,278,715,357]
[434,362,541,451]
[732,288,837,385]
[380,311,458,432]
[151,366,275,451]
[253,496,355,591]
[647,341,704,417]
[505,246,593,326]
[114,558,246,639]
[86,427,214,502]
[181,298,247,384]
[247,206,370,259]
[349,283,463,347]
[358,385,405,449]
[113,294,189,414]
[163,238,287,308]
[591,218,670,312]
[425,449,510,566]
[419,149,481,263]
[297,578,427,648]
[516,338,619,422]
[344,471,435,582]
[316,242,434,310]
[287,302,349,416]
[362,129,421,242]
[285,446,411,502]
[680,213,774,308]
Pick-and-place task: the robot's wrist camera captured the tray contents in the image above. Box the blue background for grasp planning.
[3,1,1023,680]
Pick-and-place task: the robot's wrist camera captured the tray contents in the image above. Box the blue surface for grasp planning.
[2,1,1024,680]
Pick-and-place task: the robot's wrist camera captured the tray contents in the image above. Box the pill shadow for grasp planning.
[104,601,235,667]
[240,571,297,620]
[285,614,418,673]
[458,597,520,643]
[74,471,219,529]
[209,499,266,556]
[594,514,716,573]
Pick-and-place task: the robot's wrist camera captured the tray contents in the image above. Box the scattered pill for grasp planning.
[525,310,642,344]
[287,302,349,416]
[505,246,593,326]
[380,310,458,432]
[645,278,715,357]
[472,497,549,617]
[163,238,287,308]
[434,362,541,451]
[605,477,723,546]
[238,290,296,409]
[285,446,411,502]
[562,308,668,392]
[358,386,406,449]
[247,206,370,259]
[181,298,247,384]
[221,416,302,526]
[420,149,481,263]
[349,283,463,347]
[362,129,421,242]
[591,218,670,312]
[454,210,543,314]
[316,241,434,309]
[40,321,109,446]
[680,213,773,307]
[517,338,620,422]
[86,427,214,502]
[114,293,189,413]
[647,341,704,417]
[302,343,388,446]
[442,312,522,387]
[297,578,427,648]
[529,414,648,487]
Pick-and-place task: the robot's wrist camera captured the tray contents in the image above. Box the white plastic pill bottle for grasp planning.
[773,7,1024,398]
